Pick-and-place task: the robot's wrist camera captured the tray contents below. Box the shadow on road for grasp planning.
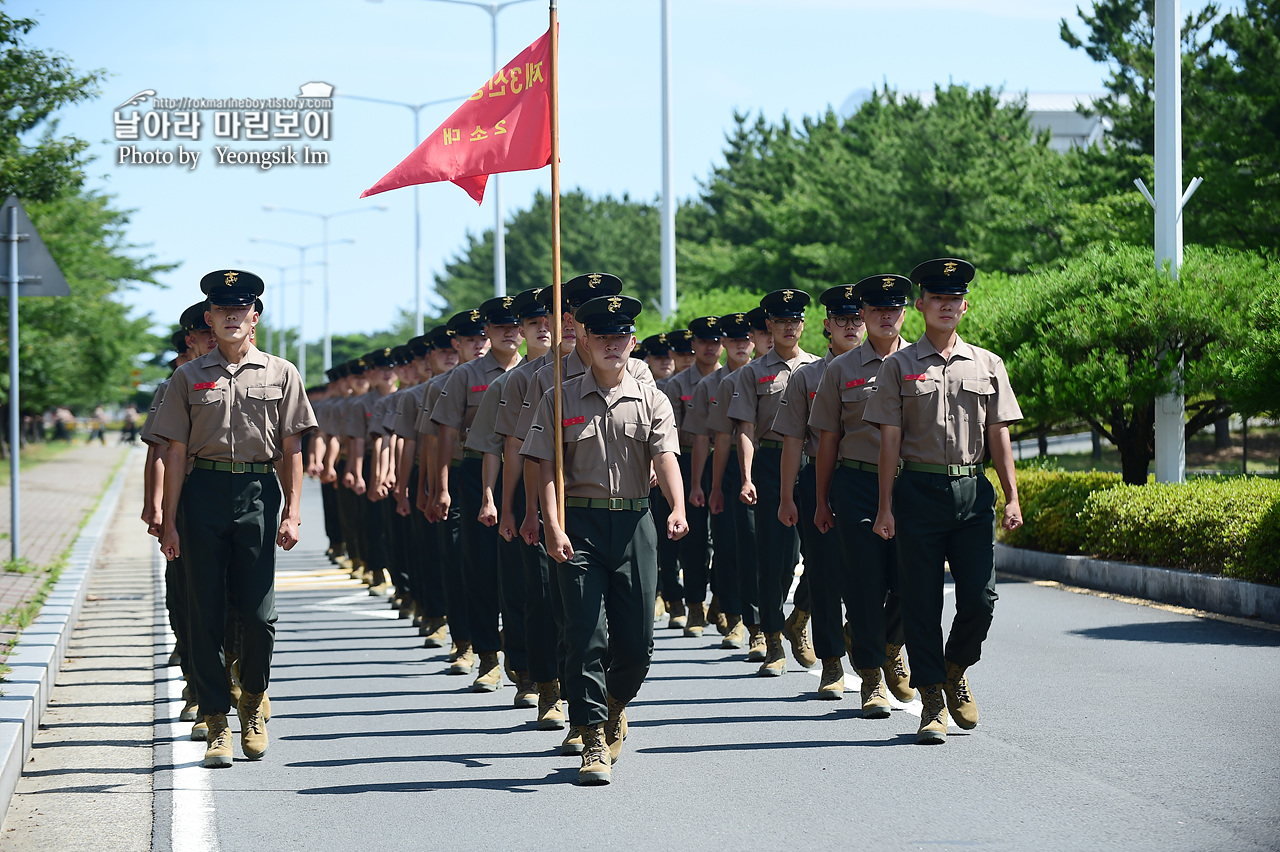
[1069,619,1280,647]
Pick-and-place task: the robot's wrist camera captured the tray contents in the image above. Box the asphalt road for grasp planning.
[152,479,1280,852]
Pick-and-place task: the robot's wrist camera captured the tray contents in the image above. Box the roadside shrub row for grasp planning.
[990,467,1280,586]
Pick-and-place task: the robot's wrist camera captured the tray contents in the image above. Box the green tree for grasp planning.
[1061,0,1280,252]
[0,11,102,201]
[971,243,1267,484]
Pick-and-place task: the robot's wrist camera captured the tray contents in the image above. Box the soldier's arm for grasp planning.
[988,421,1022,531]
[813,430,839,534]
[160,440,188,561]
[736,422,757,505]
[277,432,303,550]
[653,452,688,541]
[688,434,710,507]
[538,459,572,562]
[500,434,523,541]
[710,432,731,515]
[873,424,902,541]
[777,436,803,526]
[434,425,457,515]
[479,450,500,527]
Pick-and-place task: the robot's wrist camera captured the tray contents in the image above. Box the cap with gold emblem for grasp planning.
[480,294,520,326]
[717,312,752,339]
[346,358,367,376]
[575,294,642,335]
[365,348,395,368]
[180,301,212,332]
[537,272,624,312]
[667,328,695,354]
[746,306,769,331]
[200,269,265,307]
[760,288,811,319]
[640,333,671,356]
[854,274,913,307]
[910,257,975,295]
[407,334,431,359]
[688,316,721,340]
[819,284,864,315]
[631,342,648,360]
[390,345,411,366]
[447,308,486,337]
[512,287,548,319]
[426,323,454,350]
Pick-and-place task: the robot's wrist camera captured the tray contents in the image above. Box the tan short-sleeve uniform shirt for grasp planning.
[770,350,833,458]
[515,347,653,438]
[520,370,679,500]
[465,369,513,456]
[682,366,726,438]
[432,351,519,457]
[140,380,169,448]
[862,335,1022,466]
[151,346,316,463]
[664,364,716,448]
[727,348,819,445]
[392,382,429,441]
[809,339,905,464]
[495,354,547,439]
[414,373,451,438]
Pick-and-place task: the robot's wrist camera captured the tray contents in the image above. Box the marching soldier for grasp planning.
[865,258,1023,744]
[669,328,696,375]
[433,299,524,694]
[727,290,819,677]
[642,332,684,627]
[154,270,316,768]
[520,294,687,786]
[772,284,865,698]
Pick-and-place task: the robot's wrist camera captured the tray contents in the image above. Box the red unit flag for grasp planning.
[361,28,554,204]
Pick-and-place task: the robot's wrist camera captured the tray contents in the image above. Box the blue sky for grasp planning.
[8,0,1233,340]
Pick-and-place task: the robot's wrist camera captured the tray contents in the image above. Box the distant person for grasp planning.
[120,404,139,444]
[89,405,107,443]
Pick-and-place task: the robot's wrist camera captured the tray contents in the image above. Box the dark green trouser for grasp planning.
[678,453,711,606]
[407,466,447,618]
[435,472,471,642]
[335,459,364,566]
[831,465,904,670]
[718,451,759,624]
[180,467,280,717]
[753,447,801,633]
[558,506,658,727]
[456,457,504,656]
[515,486,559,683]
[652,486,684,605]
[361,452,391,583]
[892,469,998,687]
[795,464,846,660]
[320,478,343,550]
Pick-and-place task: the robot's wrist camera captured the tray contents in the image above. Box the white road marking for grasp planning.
[155,548,218,852]
[302,590,402,619]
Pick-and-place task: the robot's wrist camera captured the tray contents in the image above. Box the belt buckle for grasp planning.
[947,464,963,476]
[608,497,623,511]
[231,461,246,473]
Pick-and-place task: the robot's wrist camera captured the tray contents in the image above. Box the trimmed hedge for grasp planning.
[991,467,1280,586]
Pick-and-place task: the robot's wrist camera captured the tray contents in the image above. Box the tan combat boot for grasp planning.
[227,659,243,705]
[758,631,786,677]
[917,684,948,744]
[605,694,629,763]
[683,601,707,638]
[513,672,538,708]
[238,691,268,760]
[261,692,271,722]
[654,595,667,621]
[422,616,448,648]
[818,657,844,700]
[180,685,199,722]
[707,595,729,636]
[666,598,688,630]
[745,626,767,662]
[856,667,891,718]
[560,726,584,755]
[578,724,611,786]
[536,681,565,730]
[190,717,208,741]
[883,643,915,701]
[472,651,503,692]
[202,713,233,768]
[448,641,477,675]
[783,608,817,668]
[944,660,979,729]
[721,616,746,650]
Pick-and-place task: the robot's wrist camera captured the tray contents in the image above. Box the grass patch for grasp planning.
[0,440,81,486]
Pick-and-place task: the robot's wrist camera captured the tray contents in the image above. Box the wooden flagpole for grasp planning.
[549,1,565,527]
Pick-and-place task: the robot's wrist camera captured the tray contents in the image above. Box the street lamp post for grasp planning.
[262,205,385,371]
[334,96,464,333]
[408,0,539,298]
[249,237,353,386]
[233,258,296,356]
[659,0,676,320]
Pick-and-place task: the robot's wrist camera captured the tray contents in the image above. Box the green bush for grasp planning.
[1078,477,1280,584]
[993,466,1125,553]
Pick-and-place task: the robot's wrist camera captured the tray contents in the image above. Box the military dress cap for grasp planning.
[631,343,648,360]
[689,316,723,340]
[760,288,811,319]
[717,312,752,339]
[745,307,769,331]
[390,344,411,366]
[200,269,265,307]
[668,329,695,353]
[512,287,548,319]
[365,348,395,368]
[910,257,975,294]
[346,358,366,376]
[407,334,431,358]
[447,308,486,337]
[575,294,643,335]
[170,329,189,354]
[538,272,625,312]
[426,323,454,350]
[325,366,340,382]
[641,333,671,356]
[480,294,520,326]
[180,301,213,331]
[820,284,863,315]
[254,298,264,316]
[854,274,913,307]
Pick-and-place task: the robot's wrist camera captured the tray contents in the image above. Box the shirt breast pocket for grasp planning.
[841,384,875,420]
[246,385,284,406]
[959,377,994,426]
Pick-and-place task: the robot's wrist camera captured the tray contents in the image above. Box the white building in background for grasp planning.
[839,89,1115,152]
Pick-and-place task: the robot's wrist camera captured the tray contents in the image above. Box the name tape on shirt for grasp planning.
[845,378,867,388]
[680,395,692,401]
[470,384,489,393]
[809,391,817,399]
[904,373,927,381]
[758,374,777,383]
[562,415,585,426]
[193,381,217,390]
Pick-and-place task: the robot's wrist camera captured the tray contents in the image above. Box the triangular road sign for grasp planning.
[0,195,70,297]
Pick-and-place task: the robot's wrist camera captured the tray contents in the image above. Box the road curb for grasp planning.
[0,447,136,818]
[995,543,1280,625]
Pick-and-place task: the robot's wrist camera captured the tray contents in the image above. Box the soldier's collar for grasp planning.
[914,333,973,362]
[580,367,644,401]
